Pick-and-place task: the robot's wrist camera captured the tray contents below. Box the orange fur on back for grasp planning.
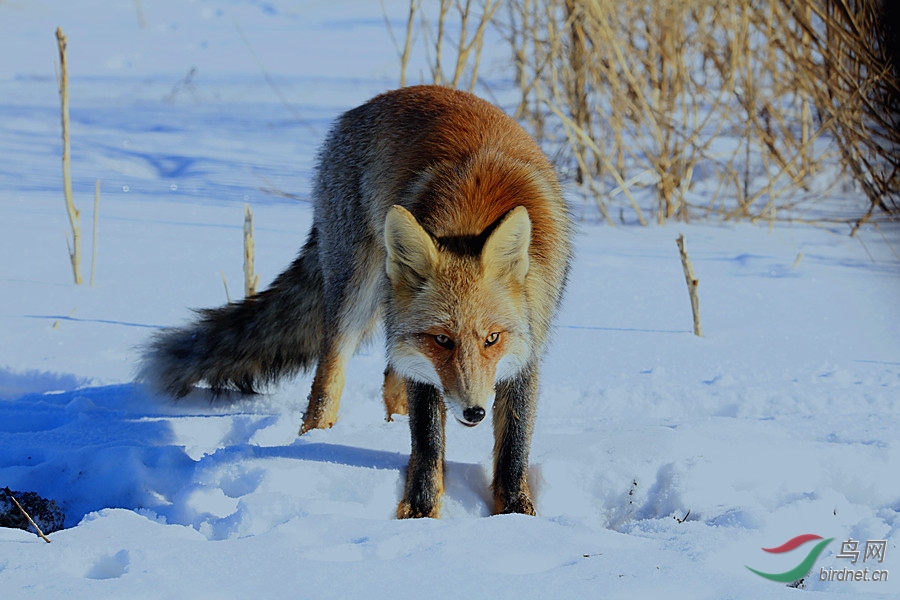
[342,85,571,351]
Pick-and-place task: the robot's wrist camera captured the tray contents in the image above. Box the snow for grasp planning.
[1,1,898,597]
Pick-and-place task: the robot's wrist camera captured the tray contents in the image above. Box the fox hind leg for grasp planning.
[299,241,384,435]
[300,347,348,433]
[299,299,381,434]
[382,366,409,421]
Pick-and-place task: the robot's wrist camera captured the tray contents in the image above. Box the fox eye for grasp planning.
[434,334,455,350]
[485,332,500,347]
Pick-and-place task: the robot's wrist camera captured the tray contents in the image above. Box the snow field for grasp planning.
[1,1,899,597]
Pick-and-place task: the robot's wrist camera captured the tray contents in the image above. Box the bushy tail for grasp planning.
[140,228,324,397]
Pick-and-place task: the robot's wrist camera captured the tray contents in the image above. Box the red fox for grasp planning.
[140,85,572,518]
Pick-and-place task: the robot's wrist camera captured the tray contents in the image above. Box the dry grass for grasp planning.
[393,0,898,227]
[57,27,82,283]
[676,234,702,337]
[506,0,835,224]
[765,0,899,232]
[243,204,259,297]
[392,0,500,92]
[90,179,99,286]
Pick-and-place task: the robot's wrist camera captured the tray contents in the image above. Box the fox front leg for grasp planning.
[397,381,446,519]
[491,364,538,515]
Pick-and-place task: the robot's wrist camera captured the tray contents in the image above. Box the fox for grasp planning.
[140,85,572,518]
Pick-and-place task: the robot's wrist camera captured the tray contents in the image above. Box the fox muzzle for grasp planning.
[460,406,485,426]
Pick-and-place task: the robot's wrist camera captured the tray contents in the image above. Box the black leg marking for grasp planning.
[397,381,446,518]
[492,364,538,515]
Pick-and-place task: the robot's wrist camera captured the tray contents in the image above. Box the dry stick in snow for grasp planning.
[90,179,99,286]
[9,493,52,543]
[221,271,231,304]
[243,204,259,297]
[395,0,420,87]
[676,235,702,337]
[57,27,81,285]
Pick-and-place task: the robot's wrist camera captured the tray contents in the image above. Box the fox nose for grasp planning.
[462,406,485,425]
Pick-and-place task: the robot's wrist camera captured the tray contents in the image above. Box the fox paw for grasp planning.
[299,395,339,435]
[298,412,336,435]
[494,492,535,516]
[396,499,440,519]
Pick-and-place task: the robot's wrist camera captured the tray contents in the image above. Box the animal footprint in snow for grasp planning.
[86,549,130,580]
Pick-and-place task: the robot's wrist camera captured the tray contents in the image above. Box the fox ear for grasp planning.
[384,205,439,285]
[482,206,531,283]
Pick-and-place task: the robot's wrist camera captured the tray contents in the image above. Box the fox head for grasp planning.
[383,204,533,427]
